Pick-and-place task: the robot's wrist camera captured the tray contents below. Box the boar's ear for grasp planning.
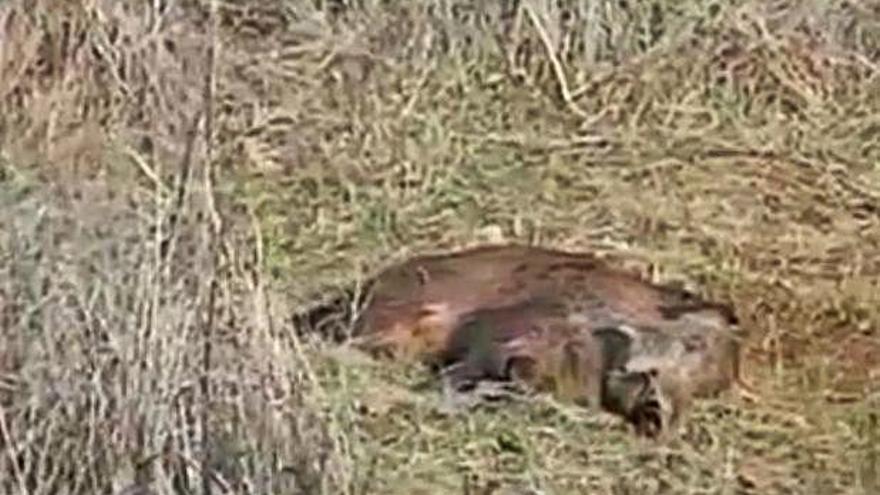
[591,326,634,372]
[717,303,739,325]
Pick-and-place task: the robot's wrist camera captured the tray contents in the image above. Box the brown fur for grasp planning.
[353,245,737,355]
[340,244,745,437]
[596,311,743,436]
[437,298,606,409]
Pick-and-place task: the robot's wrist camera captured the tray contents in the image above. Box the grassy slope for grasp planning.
[2,1,880,494]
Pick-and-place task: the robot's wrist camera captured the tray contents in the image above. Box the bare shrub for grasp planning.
[0,174,360,495]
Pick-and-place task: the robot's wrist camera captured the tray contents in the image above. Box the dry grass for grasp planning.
[1,0,879,494]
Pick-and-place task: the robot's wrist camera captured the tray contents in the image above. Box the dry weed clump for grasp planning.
[1,1,361,494]
[0,174,361,494]
[1,0,880,493]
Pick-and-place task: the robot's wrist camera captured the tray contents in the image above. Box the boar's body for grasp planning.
[323,244,744,436]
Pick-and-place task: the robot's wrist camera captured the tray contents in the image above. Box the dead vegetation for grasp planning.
[1,0,879,494]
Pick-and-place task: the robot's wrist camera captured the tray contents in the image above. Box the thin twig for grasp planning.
[199,1,219,494]
[159,109,203,263]
[123,145,171,198]
[523,2,587,119]
[0,405,27,495]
